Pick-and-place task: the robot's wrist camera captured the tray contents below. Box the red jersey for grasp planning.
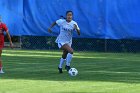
[0,22,8,35]
[0,22,8,49]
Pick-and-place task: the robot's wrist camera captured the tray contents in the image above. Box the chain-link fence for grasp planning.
[6,36,140,53]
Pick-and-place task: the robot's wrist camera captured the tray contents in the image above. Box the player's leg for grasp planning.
[58,50,68,73]
[59,50,68,68]
[0,49,4,73]
[61,44,73,71]
[62,50,69,59]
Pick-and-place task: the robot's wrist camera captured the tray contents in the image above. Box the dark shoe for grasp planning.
[58,67,63,73]
[65,65,71,71]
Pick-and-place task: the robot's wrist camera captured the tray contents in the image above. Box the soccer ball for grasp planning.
[68,68,78,76]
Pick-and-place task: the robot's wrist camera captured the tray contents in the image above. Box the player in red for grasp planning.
[0,16,13,74]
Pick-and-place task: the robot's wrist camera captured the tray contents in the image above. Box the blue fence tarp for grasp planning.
[0,0,140,39]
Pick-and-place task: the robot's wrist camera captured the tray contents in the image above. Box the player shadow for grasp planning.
[1,55,140,84]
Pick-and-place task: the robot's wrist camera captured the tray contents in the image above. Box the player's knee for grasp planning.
[69,49,74,54]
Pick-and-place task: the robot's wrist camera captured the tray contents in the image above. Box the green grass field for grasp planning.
[0,49,140,93]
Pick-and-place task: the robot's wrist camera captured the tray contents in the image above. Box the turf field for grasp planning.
[0,49,140,93]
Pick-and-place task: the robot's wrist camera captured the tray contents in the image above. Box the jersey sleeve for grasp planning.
[3,24,8,32]
[74,22,80,30]
[56,19,64,26]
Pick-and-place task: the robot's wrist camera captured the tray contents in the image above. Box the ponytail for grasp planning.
[60,16,66,19]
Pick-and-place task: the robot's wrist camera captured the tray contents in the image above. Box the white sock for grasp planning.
[0,67,3,72]
[66,53,73,66]
[59,58,65,68]
[0,67,2,71]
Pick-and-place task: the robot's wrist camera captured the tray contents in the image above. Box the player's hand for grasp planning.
[77,32,80,36]
[10,42,14,49]
[74,24,80,36]
[48,28,52,33]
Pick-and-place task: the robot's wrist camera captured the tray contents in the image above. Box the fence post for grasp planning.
[19,36,22,49]
[104,39,107,52]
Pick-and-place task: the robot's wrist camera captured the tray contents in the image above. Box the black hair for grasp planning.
[60,10,73,19]
[66,10,73,15]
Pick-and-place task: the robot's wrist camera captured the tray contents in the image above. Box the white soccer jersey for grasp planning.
[55,19,80,44]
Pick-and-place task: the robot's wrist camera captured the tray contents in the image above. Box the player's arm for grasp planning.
[6,31,13,48]
[3,24,13,48]
[48,19,64,33]
[48,22,57,33]
[74,24,80,35]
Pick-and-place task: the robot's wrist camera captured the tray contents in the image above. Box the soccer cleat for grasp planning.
[58,67,63,73]
[65,65,71,71]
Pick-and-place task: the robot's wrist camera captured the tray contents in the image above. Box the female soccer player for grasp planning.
[0,16,13,73]
[48,11,80,73]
